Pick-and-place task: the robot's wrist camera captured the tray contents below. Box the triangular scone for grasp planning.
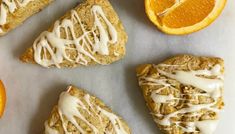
[136,55,224,134]
[0,0,53,36]
[44,86,131,134]
[20,0,127,68]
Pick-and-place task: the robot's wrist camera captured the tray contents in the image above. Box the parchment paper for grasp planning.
[0,0,235,133]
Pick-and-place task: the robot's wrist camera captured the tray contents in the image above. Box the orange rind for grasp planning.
[0,80,6,118]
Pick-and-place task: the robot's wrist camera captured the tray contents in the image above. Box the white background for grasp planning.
[0,0,234,133]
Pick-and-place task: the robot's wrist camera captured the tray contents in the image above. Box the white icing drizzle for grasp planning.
[114,51,120,57]
[195,120,219,134]
[151,92,176,103]
[97,107,127,134]
[0,0,32,32]
[33,5,118,68]
[139,64,224,134]
[157,64,223,99]
[45,88,127,134]
[58,91,98,134]
[45,121,59,134]
[84,94,103,123]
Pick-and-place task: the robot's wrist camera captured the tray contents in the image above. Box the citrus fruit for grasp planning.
[0,80,6,118]
[145,0,227,35]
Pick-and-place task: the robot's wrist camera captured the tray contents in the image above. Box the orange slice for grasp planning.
[145,0,227,35]
[0,80,6,118]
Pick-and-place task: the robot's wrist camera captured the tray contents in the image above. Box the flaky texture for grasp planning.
[136,55,225,134]
[20,0,127,68]
[0,0,53,36]
[45,86,131,134]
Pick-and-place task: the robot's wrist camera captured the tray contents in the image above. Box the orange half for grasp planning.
[145,0,227,35]
[0,80,6,118]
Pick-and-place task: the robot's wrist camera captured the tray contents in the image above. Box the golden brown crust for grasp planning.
[46,86,131,134]
[0,0,54,36]
[20,0,128,68]
[137,55,224,76]
[136,54,225,134]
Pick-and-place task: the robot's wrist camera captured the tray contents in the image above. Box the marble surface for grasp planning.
[0,0,235,134]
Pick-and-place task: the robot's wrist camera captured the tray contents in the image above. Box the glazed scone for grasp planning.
[20,0,127,68]
[45,86,131,134]
[136,55,224,134]
[0,0,54,36]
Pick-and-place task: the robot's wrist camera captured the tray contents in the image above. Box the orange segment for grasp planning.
[145,0,227,35]
[0,80,6,118]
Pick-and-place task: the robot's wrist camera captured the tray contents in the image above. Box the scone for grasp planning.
[45,86,131,134]
[0,0,53,36]
[20,0,128,68]
[136,55,224,134]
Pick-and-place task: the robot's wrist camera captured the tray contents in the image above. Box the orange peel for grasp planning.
[0,80,6,118]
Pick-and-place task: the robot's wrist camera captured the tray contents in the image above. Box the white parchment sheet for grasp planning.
[0,0,235,133]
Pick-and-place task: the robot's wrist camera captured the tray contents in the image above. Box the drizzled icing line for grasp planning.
[45,121,59,134]
[33,5,118,68]
[139,64,224,134]
[0,0,32,33]
[45,87,127,134]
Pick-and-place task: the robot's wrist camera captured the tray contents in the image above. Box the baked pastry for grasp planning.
[136,55,224,134]
[44,86,131,134]
[20,0,127,68]
[0,0,53,36]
